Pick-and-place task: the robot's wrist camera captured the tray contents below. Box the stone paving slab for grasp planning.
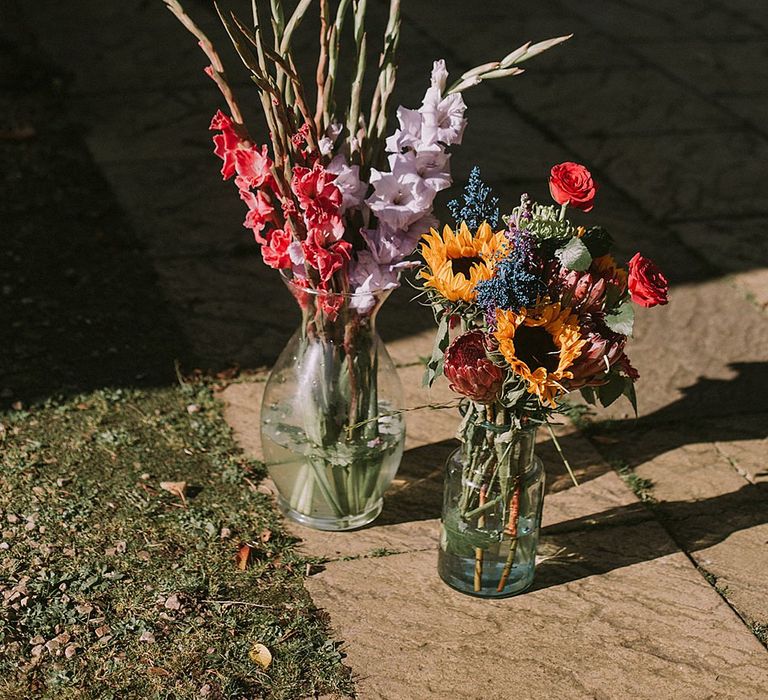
[566,130,768,222]
[673,218,768,309]
[570,0,763,42]
[592,416,768,631]
[596,279,768,422]
[502,65,733,138]
[307,541,768,700]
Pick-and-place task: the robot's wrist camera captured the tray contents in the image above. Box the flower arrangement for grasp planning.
[419,163,668,593]
[162,0,571,530]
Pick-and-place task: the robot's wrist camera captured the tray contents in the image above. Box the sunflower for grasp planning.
[419,221,507,302]
[494,303,587,407]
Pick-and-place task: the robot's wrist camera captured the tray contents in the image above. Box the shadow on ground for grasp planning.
[0,34,193,408]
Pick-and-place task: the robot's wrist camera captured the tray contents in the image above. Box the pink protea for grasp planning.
[444,330,504,403]
[567,316,626,388]
[557,268,607,313]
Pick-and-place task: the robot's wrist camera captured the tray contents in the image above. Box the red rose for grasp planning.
[444,330,503,403]
[549,162,597,212]
[628,253,669,307]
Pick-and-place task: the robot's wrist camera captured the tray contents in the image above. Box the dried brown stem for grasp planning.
[497,478,521,592]
[314,0,330,133]
[163,0,245,127]
[474,485,487,592]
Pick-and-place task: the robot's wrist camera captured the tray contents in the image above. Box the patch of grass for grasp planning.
[750,621,768,647]
[0,382,353,699]
[611,459,655,503]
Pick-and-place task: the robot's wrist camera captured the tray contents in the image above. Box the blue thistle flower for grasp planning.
[447,166,500,229]
[475,227,545,317]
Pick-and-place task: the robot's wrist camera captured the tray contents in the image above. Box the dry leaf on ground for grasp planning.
[235,543,252,571]
[249,642,272,668]
[159,481,187,503]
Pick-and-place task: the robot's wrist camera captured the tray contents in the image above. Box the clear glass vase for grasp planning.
[260,275,406,531]
[438,412,544,597]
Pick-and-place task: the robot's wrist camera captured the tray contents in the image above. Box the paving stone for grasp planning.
[19,0,234,94]
[306,540,768,699]
[594,279,768,422]
[710,0,768,34]
[401,2,641,73]
[590,418,768,630]
[568,130,768,221]
[673,217,768,308]
[504,66,732,138]
[570,0,762,42]
[631,38,768,101]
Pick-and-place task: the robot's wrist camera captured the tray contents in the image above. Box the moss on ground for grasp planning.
[0,382,353,699]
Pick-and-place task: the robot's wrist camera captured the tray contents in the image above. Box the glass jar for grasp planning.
[438,421,545,597]
[260,275,405,531]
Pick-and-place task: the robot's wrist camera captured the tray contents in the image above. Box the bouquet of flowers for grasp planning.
[163,0,570,529]
[418,163,668,594]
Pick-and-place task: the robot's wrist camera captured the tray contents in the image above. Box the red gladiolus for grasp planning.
[210,110,242,180]
[628,253,669,307]
[239,188,277,243]
[302,239,352,283]
[549,162,597,212]
[291,163,342,219]
[444,330,504,403]
[261,228,292,270]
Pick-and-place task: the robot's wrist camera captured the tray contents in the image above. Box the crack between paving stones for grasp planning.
[314,546,435,566]
[712,442,758,486]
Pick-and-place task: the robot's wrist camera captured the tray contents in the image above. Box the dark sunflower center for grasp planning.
[514,325,559,373]
[451,256,483,278]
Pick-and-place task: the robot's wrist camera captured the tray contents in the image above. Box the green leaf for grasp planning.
[605,300,635,336]
[597,373,626,408]
[580,386,597,406]
[581,226,614,258]
[501,383,527,408]
[623,380,638,417]
[423,313,450,387]
[555,236,592,271]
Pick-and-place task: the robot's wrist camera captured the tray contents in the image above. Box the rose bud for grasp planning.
[444,330,504,403]
[549,162,598,212]
[628,253,669,307]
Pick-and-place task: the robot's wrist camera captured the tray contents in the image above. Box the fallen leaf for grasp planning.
[236,543,252,571]
[139,631,155,643]
[186,404,201,414]
[164,594,181,611]
[64,644,77,659]
[147,666,171,677]
[248,642,272,669]
[159,481,187,504]
[260,529,272,544]
[94,625,110,638]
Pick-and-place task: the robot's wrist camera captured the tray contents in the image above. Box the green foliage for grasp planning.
[0,383,353,699]
[510,201,575,244]
[581,226,613,258]
[423,313,450,387]
[555,236,592,272]
[604,300,635,336]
